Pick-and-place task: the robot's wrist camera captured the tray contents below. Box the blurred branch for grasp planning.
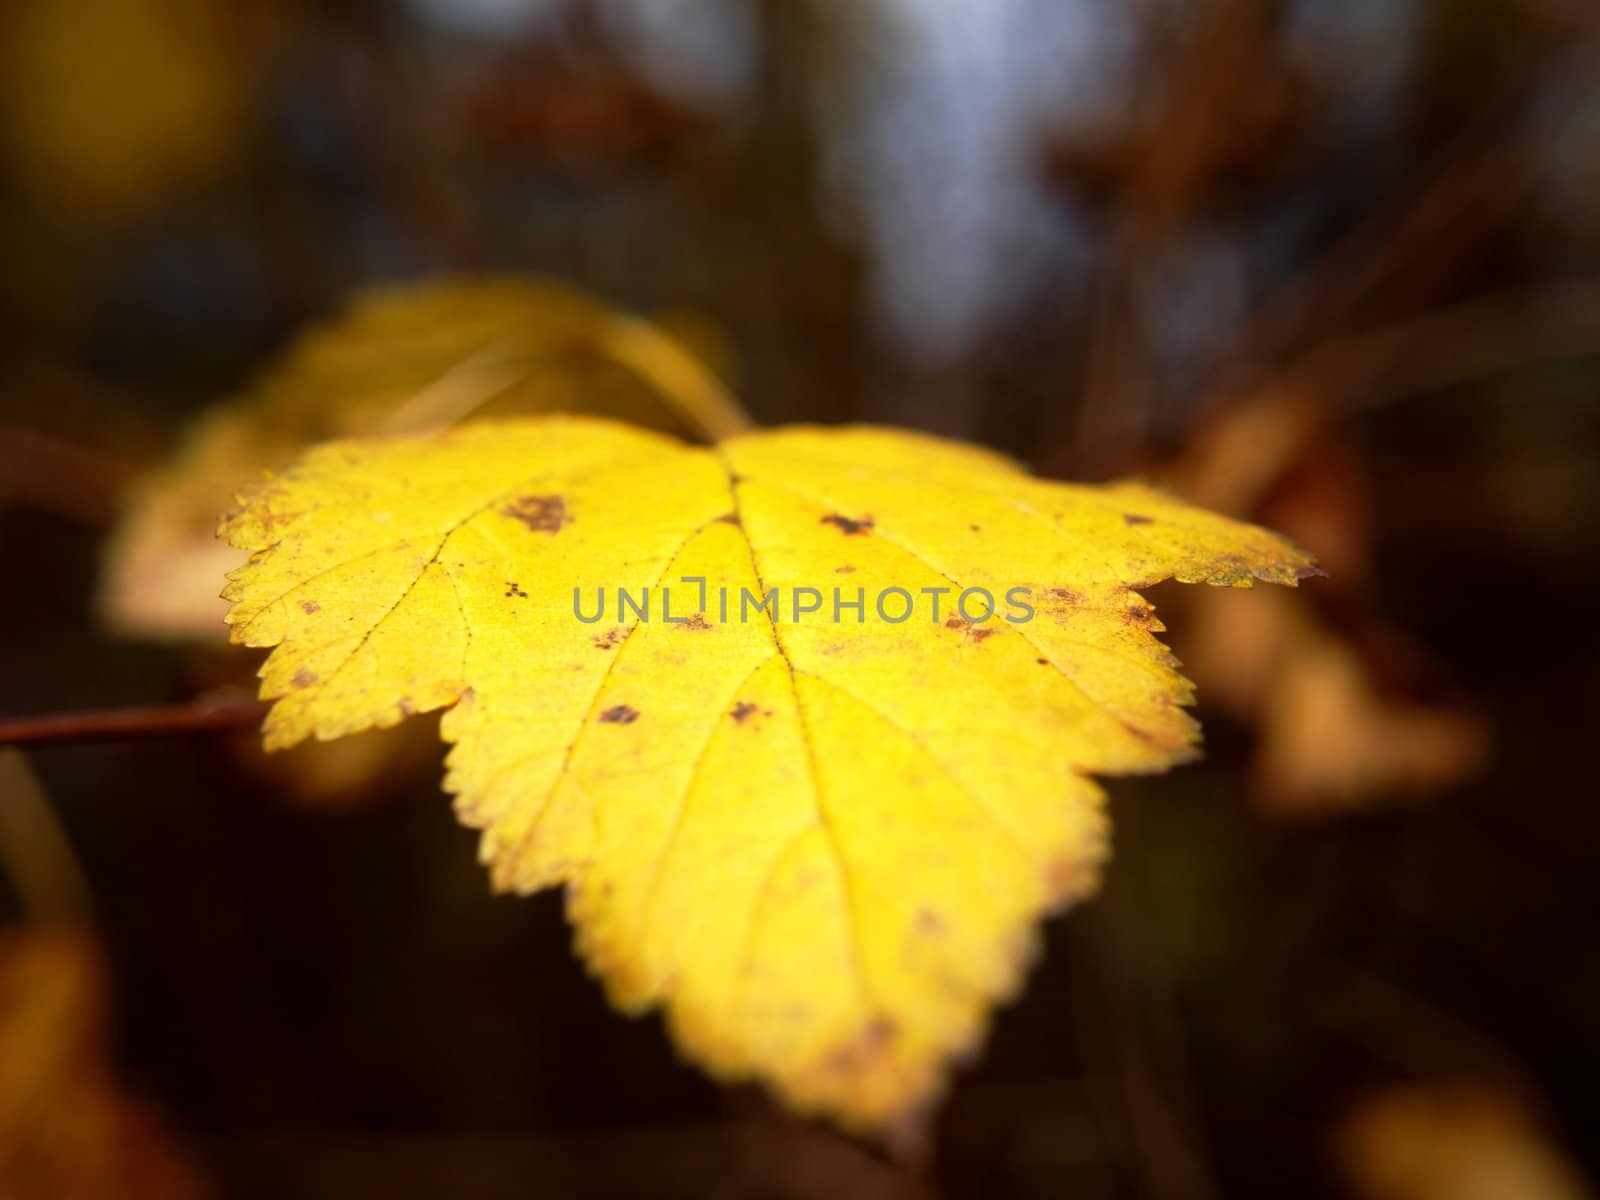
[1306,956,1534,1088]
[0,422,143,526]
[1179,276,1600,442]
[1065,0,1596,473]
[1195,137,1525,423]
[1188,15,1600,427]
[1325,279,1600,410]
[1070,0,1295,465]
[0,694,268,749]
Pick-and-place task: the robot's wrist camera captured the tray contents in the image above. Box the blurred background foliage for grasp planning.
[1,0,1599,1196]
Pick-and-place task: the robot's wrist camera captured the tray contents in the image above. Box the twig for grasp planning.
[1322,278,1600,410]
[1185,19,1600,427]
[1191,136,1523,424]
[0,695,269,749]
[0,422,144,525]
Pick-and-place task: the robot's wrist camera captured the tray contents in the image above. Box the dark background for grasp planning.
[2,1,1598,1196]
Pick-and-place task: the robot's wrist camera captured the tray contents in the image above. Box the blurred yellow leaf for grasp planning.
[220,415,1316,1130]
[1159,383,1487,814]
[101,277,751,640]
[0,0,254,223]
[0,926,207,1200]
[1337,1082,1592,1200]
[1183,589,1487,815]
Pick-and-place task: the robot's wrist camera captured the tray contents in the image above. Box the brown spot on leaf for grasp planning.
[820,513,875,536]
[299,600,320,614]
[1046,857,1095,899]
[504,581,526,598]
[599,705,639,725]
[825,1017,900,1076]
[834,564,856,574]
[593,627,624,650]
[682,613,712,630]
[915,908,947,934]
[397,698,415,717]
[969,524,981,532]
[730,701,761,723]
[946,617,996,643]
[1036,657,1049,665]
[1122,512,1154,526]
[715,512,741,527]
[1048,587,1084,604]
[291,668,317,690]
[503,494,569,534]
[1126,605,1152,624]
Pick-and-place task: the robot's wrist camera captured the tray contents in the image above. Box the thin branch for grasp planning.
[0,422,144,525]
[0,695,269,749]
[1324,278,1600,410]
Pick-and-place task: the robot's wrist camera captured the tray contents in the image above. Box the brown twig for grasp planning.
[1190,134,1524,426]
[0,422,145,525]
[1320,278,1600,410]
[0,695,269,749]
[1183,15,1600,430]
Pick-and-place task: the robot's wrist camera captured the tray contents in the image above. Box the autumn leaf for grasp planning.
[101,278,748,812]
[102,277,749,640]
[220,416,1317,1131]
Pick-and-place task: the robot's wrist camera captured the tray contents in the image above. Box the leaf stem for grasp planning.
[0,694,269,749]
[600,314,756,440]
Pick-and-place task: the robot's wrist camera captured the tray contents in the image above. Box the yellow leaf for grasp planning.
[101,277,751,640]
[1337,1082,1591,1200]
[220,416,1317,1130]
